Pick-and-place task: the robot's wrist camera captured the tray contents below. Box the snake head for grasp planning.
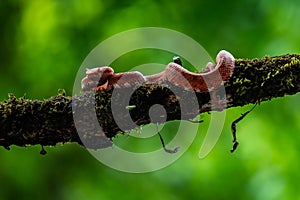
[216,50,235,69]
[81,67,114,91]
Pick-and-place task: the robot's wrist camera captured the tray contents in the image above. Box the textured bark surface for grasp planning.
[1,53,300,149]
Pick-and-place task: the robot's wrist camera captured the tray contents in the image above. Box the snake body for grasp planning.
[81,50,235,92]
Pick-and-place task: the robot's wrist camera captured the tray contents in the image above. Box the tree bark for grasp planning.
[1,53,300,150]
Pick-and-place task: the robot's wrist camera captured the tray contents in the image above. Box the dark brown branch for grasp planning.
[1,53,300,149]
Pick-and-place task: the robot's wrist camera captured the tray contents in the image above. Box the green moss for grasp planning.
[1,53,300,149]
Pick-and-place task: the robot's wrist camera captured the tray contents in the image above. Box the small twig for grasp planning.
[156,124,180,153]
[230,104,257,153]
[173,56,183,66]
[187,119,204,123]
[40,145,47,155]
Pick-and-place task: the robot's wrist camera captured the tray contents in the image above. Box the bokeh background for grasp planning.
[1,0,300,199]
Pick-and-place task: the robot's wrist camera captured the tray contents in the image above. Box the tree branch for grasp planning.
[1,53,300,150]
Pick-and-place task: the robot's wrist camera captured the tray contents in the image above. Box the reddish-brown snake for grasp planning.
[80,50,235,152]
[81,50,235,93]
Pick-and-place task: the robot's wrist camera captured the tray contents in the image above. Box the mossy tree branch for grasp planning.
[1,53,300,150]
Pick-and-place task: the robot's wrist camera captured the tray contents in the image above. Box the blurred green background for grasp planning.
[1,0,300,199]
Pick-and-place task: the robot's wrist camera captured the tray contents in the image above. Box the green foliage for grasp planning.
[1,0,300,199]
